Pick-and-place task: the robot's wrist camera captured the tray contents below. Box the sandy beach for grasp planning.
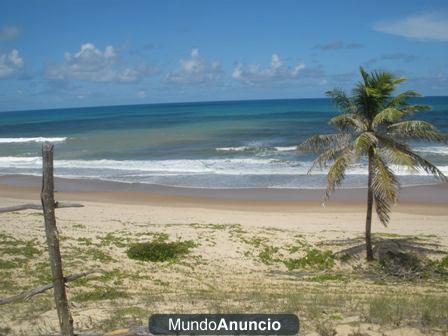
[1,177,447,335]
[1,177,448,238]
[2,2,448,335]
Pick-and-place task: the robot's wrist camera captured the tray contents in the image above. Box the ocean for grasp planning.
[0,97,447,189]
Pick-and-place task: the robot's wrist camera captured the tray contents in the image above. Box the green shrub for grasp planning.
[284,249,334,270]
[258,245,279,264]
[434,255,448,272]
[127,239,195,262]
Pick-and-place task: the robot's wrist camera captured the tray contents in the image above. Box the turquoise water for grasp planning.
[0,97,447,188]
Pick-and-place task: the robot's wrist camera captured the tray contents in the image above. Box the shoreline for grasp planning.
[1,174,447,210]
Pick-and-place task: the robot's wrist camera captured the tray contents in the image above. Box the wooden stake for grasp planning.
[41,143,74,336]
[0,202,84,214]
[0,269,102,305]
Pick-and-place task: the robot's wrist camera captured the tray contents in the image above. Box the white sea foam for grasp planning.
[216,146,251,152]
[416,145,448,155]
[0,137,68,144]
[216,145,297,152]
[216,144,448,155]
[274,146,297,151]
[0,157,288,175]
[345,164,448,176]
[0,156,447,177]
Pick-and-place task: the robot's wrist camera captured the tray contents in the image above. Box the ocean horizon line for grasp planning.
[2,94,448,115]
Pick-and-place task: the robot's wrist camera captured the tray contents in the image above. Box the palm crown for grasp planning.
[299,67,447,228]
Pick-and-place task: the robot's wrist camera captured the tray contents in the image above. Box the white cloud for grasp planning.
[0,49,24,79]
[0,25,20,40]
[373,12,448,41]
[165,48,222,84]
[137,90,147,98]
[232,54,305,84]
[45,43,156,83]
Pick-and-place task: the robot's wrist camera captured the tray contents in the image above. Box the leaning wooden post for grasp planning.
[41,143,74,336]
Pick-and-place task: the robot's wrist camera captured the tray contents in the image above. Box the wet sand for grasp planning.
[0,174,447,208]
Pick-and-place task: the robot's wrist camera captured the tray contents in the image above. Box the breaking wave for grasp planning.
[0,137,68,144]
[216,145,297,152]
[0,156,446,177]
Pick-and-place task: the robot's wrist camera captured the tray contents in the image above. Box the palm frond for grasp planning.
[378,146,416,169]
[324,150,353,202]
[309,147,347,172]
[377,71,405,86]
[387,90,421,107]
[360,67,369,84]
[353,132,378,156]
[388,120,447,142]
[372,105,430,128]
[298,133,351,154]
[365,86,383,99]
[391,76,407,86]
[401,104,431,113]
[403,150,447,181]
[330,113,368,132]
[371,151,399,226]
[372,108,403,128]
[326,88,357,113]
[377,135,447,181]
[370,71,404,97]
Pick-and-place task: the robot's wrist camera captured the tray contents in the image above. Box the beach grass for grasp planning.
[1,210,448,336]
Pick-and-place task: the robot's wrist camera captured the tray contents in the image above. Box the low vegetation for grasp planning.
[1,221,447,335]
[284,249,335,270]
[72,287,129,302]
[126,239,196,262]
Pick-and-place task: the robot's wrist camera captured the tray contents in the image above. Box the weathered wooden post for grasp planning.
[41,142,74,336]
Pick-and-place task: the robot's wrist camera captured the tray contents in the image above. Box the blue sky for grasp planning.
[1,0,448,111]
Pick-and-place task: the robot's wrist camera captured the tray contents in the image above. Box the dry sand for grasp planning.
[0,181,447,336]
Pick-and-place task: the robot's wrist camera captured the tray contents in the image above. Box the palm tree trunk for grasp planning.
[365,147,374,261]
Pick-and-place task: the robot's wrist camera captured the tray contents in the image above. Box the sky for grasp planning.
[1,0,448,112]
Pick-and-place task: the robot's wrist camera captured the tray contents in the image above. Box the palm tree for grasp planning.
[299,67,447,261]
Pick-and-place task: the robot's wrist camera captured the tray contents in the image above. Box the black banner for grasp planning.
[148,314,300,335]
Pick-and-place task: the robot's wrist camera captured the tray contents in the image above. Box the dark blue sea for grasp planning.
[0,97,447,188]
